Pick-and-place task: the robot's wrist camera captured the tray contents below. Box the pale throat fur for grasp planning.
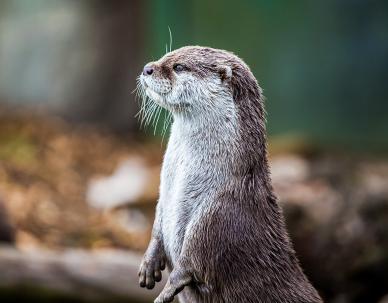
[140,47,244,263]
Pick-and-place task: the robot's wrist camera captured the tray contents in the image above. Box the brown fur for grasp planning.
[139,46,322,303]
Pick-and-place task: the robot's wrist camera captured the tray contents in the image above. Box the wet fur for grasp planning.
[138,46,322,303]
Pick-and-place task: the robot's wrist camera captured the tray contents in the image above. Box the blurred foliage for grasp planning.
[0,134,37,165]
[0,108,161,250]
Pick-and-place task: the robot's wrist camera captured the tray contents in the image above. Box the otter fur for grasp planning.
[138,46,322,303]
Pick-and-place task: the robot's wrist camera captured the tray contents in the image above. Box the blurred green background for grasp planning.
[145,0,388,150]
[0,1,388,303]
[1,0,387,148]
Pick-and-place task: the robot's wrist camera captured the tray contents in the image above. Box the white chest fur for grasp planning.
[159,133,186,263]
[158,108,239,265]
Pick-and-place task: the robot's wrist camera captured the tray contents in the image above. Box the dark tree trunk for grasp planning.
[66,0,145,132]
[0,198,14,243]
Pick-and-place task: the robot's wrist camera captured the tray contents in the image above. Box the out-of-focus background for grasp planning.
[0,0,387,302]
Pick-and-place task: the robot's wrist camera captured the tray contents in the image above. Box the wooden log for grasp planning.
[0,246,165,302]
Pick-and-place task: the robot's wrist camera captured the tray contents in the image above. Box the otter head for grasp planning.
[140,46,253,115]
[138,46,264,131]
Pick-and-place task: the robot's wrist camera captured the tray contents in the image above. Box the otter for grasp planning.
[137,46,322,303]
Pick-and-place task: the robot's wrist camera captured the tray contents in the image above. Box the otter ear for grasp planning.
[218,65,232,82]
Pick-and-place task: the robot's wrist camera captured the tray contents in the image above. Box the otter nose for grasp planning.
[143,65,154,76]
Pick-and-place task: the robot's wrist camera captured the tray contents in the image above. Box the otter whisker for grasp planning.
[135,79,158,130]
[138,99,150,129]
[161,112,169,144]
[140,97,151,128]
[153,105,163,135]
[143,102,155,126]
[168,26,173,52]
[145,102,159,127]
[134,80,147,128]
[152,105,162,131]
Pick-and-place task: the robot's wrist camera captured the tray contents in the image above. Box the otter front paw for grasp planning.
[138,253,166,289]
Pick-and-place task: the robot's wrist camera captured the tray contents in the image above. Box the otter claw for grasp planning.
[138,257,165,289]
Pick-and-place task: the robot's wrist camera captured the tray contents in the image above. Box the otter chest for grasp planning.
[159,137,211,265]
[159,140,190,263]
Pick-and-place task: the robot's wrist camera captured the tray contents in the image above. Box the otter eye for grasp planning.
[173,64,185,73]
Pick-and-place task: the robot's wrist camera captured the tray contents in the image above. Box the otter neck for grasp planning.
[170,98,239,144]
